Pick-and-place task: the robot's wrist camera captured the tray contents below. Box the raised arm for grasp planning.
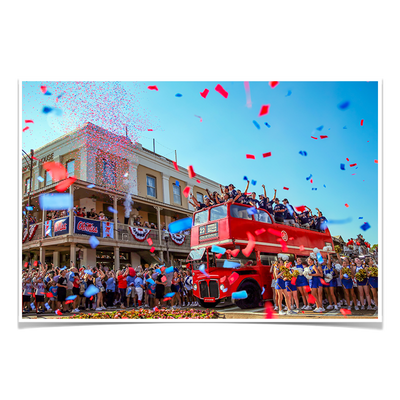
[272,189,277,201]
[261,184,267,198]
[244,180,250,194]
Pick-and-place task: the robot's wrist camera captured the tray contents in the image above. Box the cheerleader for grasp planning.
[322,254,339,310]
[283,262,300,312]
[367,257,378,310]
[339,258,358,310]
[274,260,292,315]
[295,258,312,310]
[270,265,277,310]
[353,258,373,310]
[306,257,324,312]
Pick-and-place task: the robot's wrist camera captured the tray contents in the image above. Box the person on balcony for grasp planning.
[273,198,287,223]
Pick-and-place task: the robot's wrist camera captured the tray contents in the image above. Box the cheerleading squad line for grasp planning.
[272,253,378,315]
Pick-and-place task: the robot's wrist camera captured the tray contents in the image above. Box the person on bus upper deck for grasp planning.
[248,192,260,208]
[315,209,328,232]
[190,195,212,211]
[216,193,233,204]
[233,189,248,204]
[259,185,276,216]
[228,184,238,199]
[298,206,312,228]
[273,198,287,223]
[282,199,299,226]
[205,189,220,204]
[219,184,230,197]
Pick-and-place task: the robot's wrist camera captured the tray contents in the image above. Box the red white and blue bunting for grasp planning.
[129,227,151,242]
[169,232,185,246]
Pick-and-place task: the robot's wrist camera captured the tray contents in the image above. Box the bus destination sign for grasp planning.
[199,223,218,242]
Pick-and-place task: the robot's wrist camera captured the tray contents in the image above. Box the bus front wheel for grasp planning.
[235,280,261,309]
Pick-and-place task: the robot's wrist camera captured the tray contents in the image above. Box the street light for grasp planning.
[163,230,170,266]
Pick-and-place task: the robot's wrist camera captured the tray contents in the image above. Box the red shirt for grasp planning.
[73,276,80,288]
[118,275,127,289]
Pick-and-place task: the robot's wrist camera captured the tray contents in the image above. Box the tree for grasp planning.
[370,244,378,253]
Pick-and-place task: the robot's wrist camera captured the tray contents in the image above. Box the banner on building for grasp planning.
[22,224,39,243]
[103,221,114,238]
[75,216,100,236]
[169,232,185,245]
[44,220,52,237]
[129,227,151,242]
[54,217,69,236]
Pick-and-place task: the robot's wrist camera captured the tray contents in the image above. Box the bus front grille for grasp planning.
[199,281,209,298]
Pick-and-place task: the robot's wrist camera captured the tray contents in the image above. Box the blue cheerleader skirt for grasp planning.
[296,275,308,287]
[342,277,353,290]
[329,278,337,288]
[285,281,297,292]
[309,276,320,289]
[368,277,378,289]
[356,278,368,287]
[275,278,286,290]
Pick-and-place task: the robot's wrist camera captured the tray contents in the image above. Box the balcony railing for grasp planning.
[23,217,191,250]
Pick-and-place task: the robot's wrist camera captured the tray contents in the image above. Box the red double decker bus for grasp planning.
[188,202,335,309]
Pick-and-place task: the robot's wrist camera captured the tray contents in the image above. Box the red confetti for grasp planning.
[246,154,256,159]
[352,173,356,175]
[345,203,349,208]
[148,129,153,131]
[215,84,228,98]
[259,104,270,116]
[196,179,201,183]
[350,163,357,167]
[25,120,34,124]
[228,272,239,285]
[308,294,316,304]
[216,254,222,259]
[263,152,272,158]
[89,296,93,301]
[242,232,255,257]
[305,286,311,293]
[299,245,305,251]
[320,135,328,139]
[22,127,30,132]
[43,162,68,182]
[200,89,209,98]
[340,308,351,316]
[148,85,158,91]
[65,300,74,304]
[374,160,378,163]
[277,238,288,252]
[150,247,155,253]
[40,86,47,94]
[291,277,297,286]
[302,311,305,314]
[319,278,329,286]
[24,262,28,268]
[231,249,240,257]
[187,165,196,179]
[283,187,289,190]
[264,301,275,319]
[46,292,53,298]
[311,136,318,139]
[55,176,77,192]
[269,81,279,88]
[346,158,349,161]
[183,186,191,198]
[220,276,226,283]
[289,237,294,240]
[172,161,179,172]
[147,238,153,246]
[55,310,62,315]
[360,119,364,126]
[294,205,306,212]
[255,228,266,235]
[310,179,313,183]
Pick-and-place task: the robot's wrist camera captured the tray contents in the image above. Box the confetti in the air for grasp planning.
[172,161,179,172]
[89,236,99,249]
[255,228,266,235]
[108,206,118,214]
[175,93,182,97]
[264,122,271,128]
[40,86,47,93]
[168,217,192,233]
[187,165,196,179]
[283,187,289,190]
[251,180,257,185]
[232,291,248,300]
[338,101,350,110]
[211,245,226,254]
[311,136,317,139]
[244,81,252,108]
[345,203,349,208]
[306,174,312,181]
[22,127,29,132]
[259,104,270,116]
[320,135,328,139]
[39,193,73,210]
[350,163,357,167]
[215,84,228,98]
[42,106,53,114]
[360,222,371,231]
[43,162,68,181]
[247,207,257,216]
[246,154,256,159]
[316,126,324,131]
[84,284,99,298]
[285,90,292,97]
[269,81,279,88]
[361,119,364,126]
[147,85,158,91]
[228,272,239,285]
[299,151,307,156]
[200,89,209,98]
[242,232,255,257]
[340,164,345,170]
[37,176,44,182]
[183,186,191,198]
[374,160,378,164]
[253,120,260,129]
[55,176,77,192]
[263,152,271,158]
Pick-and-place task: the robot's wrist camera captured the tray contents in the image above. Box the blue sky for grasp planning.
[22,81,379,244]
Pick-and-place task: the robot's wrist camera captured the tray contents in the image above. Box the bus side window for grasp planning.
[255,209,272,223]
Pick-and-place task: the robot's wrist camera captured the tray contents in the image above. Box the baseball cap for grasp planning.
[229,184,235,188]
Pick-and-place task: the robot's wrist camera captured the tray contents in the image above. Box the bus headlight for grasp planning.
[193,284,198,291]
[220,284,225,291]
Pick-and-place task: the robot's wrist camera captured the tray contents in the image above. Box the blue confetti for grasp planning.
[360,222,371,231]
[168,217,192,233]
[165,266,174,274]
[340,163,345,170]
[83,284,99,298]
[87,184,95,188]
[306,174,312,181]
[107,206,118,214]
[23,211,26,215]
[323,184,326,188]
[359,217,363,219]
[211,245,226,254]
[146,278,155,285]
[299,151,308,156]
[175,180,179,187]
[84,270,93,275]
[199,264,210,277]
[261,287,265,295]
[312,188,317,190]
[26,206,33,211]
[175,93,182,97]
[317,252,324,264]
[39,193,73,210]
[164,292,175,298]
[243,176,248,181]
[89,236,99,249]
[223,260,241,269]
[251,180,257,185]
[343,126,347,129]
[264,122,271,128]
[338,101,350,110]
[66,295,77,301]
[232,290,248,300]
[44,91,52,95]
[253,120,260,130]
[316,125,324,131]
[247,207,257,216]
[285,90,292,97]
[325,217,352,225]
[42,106,53,114]
[37,176,44,182]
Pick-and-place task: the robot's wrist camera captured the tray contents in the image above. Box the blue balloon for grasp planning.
[232,291,248,300]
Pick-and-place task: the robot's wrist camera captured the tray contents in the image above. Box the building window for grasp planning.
[196,192,204,204]
[173,183,181,205]
[146,175,156,197]
[66,160,75,177]
[103,160,116,186]
[25,178,31,194]
[46,171,52,186]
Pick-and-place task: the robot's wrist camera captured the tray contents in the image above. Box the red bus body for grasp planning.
[188,202,335,309]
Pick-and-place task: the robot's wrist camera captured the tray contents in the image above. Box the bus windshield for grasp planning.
[194,209,208,226]
[189,248,208,270]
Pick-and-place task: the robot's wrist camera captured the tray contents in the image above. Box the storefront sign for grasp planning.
[75,217,100,236]
[54,217,69,236]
